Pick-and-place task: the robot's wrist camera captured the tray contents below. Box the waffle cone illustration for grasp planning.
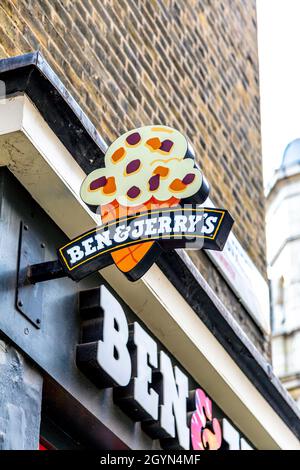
[80,125,209,279]
[100,197,180,275]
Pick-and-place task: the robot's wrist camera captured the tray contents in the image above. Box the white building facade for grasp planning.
[266,139,300,406]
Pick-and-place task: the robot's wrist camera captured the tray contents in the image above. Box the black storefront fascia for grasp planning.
[0,52,299,450]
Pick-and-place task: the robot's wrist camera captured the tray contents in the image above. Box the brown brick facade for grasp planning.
[0,0,268,352]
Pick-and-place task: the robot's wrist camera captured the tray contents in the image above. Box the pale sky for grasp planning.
[257,0,300,185]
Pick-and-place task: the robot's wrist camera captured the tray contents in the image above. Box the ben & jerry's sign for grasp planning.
[58,126,233,281]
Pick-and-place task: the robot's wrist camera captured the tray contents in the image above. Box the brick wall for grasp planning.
[0,0,268,353]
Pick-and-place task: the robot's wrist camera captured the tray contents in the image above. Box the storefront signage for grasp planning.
[59,207,231,281]
[77,285,222,451]
[58,126,233,281]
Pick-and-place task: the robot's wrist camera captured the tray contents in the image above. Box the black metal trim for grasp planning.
[1,52,300,439]
[0,51,107,174]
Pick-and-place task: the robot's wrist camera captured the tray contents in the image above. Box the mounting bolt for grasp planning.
[36,318,41,325]
[24,328,29,335]
[23,225,28,231]
[40,243,45,248]
[18,300,23,308]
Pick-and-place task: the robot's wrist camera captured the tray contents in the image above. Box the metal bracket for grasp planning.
[16,222,47,328]
[16,222,69,328]
[27,260,66,284]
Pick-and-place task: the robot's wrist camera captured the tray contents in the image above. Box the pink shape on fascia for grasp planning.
[191,388,222,451]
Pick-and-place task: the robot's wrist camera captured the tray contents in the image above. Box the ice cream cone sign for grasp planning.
[58,126,234,282]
